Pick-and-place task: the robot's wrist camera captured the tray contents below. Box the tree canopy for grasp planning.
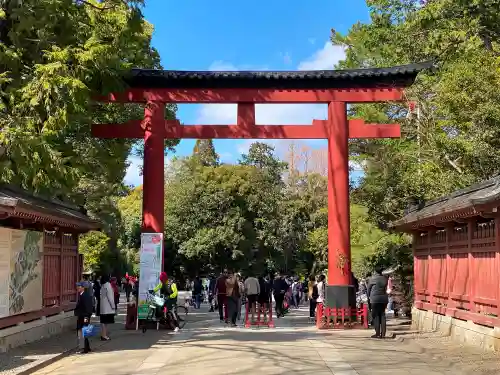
[333,0,500,227]
[116,141,397,280]
[0,1,178,273]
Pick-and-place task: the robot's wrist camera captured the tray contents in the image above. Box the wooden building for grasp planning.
[0,185,99,351]
[393,176,500,351]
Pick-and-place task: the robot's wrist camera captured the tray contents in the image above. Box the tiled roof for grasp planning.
[124,62,434,89]
[0,185,100,230]
[392,175,500,228]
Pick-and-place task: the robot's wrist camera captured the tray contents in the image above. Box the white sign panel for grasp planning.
[137,233,163,319]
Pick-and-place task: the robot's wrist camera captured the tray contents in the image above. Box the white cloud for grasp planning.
[297,42,345,71]
[196,41,346,126]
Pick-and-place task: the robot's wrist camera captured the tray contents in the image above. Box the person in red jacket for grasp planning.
[110,277,120,312]
[214,269,228,322]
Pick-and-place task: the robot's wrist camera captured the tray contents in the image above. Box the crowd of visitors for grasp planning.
[197,269,327,327]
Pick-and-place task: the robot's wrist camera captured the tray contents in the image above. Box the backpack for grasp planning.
[160,281,173,297]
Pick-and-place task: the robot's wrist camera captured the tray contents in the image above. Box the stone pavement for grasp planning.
[0,293,213,375]
[18,306,500,375]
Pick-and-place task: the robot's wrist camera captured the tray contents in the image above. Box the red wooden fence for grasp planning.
[413,217,500,328]
[43,231,79,307]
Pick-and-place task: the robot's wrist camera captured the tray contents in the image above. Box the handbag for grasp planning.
[82,324,100,338]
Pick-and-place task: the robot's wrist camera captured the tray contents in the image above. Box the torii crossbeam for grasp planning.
[92,62,430,316]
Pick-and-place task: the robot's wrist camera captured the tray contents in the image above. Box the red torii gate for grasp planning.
[92,62,429,312]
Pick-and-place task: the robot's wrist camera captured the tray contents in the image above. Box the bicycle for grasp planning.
[141,291,188,333]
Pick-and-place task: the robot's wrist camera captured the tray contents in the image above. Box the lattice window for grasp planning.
[472,219,495,239]
[431,229,446,244]
[416,231,429,246]
[451,224,468,241]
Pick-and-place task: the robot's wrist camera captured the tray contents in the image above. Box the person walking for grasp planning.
[237,274,245,321]
[225,271,240,327]
[125,276,132,302]
[92,275,101,316]
[208,274,216,312]
[308,275,318,322]
[257,275,271,322]
[215,269,228,322]
[75,281,93,354]
[316,274,325,306]
[99,275,115,341]
[272,273,287,318]
[244,273,260,323]
[291,277,300,308]
[110,277,120,312]
[367,267,389,339]
[193,276,203,309]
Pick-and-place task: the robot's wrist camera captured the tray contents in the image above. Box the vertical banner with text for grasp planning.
[137,233,163,319]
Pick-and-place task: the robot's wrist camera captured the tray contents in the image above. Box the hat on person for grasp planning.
[159,272,168,282]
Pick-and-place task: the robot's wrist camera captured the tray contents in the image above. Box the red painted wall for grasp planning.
[413,217,500,328]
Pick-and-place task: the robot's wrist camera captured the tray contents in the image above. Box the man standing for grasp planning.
[367,268,389,339]
[215,269,228,322]
[244,273,260,323]
[272,272,288,318]
[75,281,93,354]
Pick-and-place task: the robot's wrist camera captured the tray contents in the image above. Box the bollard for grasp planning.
[267,301,275,328]
[244,300,251,328]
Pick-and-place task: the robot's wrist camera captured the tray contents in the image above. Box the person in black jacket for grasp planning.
[257,275,272,321]
[75,282,93,354]
[92,275,101,316]
[193,276,203,309]
[367,268,389,339]
[272,273,288,318]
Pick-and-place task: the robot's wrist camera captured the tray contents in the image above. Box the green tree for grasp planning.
[0,1,178,272]
[240,142,287,184]
[79,231,111,273]
[192,139,219,167]
[332,0,500,227]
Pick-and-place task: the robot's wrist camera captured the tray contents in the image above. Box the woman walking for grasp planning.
[308,275,318,322]
[110,277,120,312]
[99,275,115,341]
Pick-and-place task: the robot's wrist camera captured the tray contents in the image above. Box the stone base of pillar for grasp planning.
[325,285,356,309]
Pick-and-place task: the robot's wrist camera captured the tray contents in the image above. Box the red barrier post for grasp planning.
[244,300,251,328]
[268,301,275,328]
[316,303,323,329]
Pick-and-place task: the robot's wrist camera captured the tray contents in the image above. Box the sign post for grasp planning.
[136,233,163,329]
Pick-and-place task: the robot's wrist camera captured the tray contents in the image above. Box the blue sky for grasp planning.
[125,0,370,186]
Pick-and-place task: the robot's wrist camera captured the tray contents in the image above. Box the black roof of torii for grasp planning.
[123,61,434,90]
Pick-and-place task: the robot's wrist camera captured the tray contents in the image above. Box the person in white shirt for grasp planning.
[316,274,326,304]
[291,278,300,308]
[244,274,260,323]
